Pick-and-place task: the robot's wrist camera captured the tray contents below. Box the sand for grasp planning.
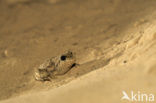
[0,0,156,103]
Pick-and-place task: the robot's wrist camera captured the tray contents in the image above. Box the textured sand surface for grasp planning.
[0,0,156,103]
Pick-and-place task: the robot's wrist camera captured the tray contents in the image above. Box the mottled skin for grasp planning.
[34,51,76,81]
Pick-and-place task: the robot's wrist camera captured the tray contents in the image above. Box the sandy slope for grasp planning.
[0,0,156,102]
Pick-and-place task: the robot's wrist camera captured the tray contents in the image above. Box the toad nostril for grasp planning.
[61,55,66,61]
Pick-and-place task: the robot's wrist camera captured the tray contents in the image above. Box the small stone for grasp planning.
[4,50,9,56]
[123,60,127,63]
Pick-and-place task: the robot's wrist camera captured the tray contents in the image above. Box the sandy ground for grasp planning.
[0,0,156,103]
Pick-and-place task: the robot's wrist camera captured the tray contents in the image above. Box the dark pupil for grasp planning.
[61,55,66,61]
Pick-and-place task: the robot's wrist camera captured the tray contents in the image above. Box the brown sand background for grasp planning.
[0,0,156,103]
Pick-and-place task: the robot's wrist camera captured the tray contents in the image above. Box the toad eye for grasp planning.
[61,55,66,61]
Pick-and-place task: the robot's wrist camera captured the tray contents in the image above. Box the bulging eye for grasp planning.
[61,55,66,61]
